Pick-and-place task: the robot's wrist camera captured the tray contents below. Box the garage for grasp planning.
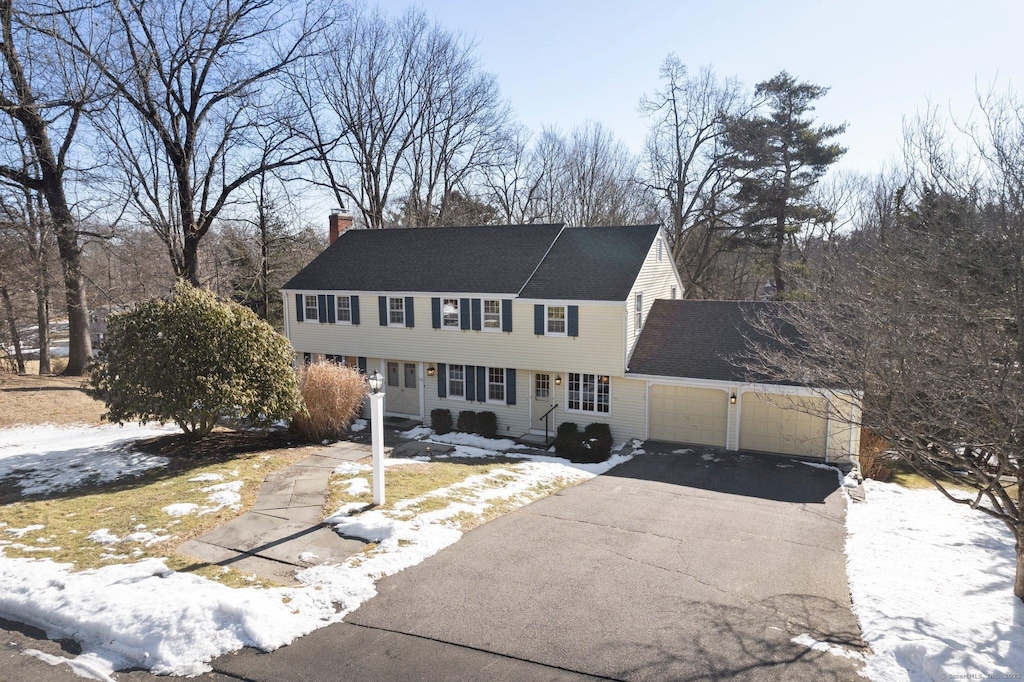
[739,393,828,458]
[649,385,728,447]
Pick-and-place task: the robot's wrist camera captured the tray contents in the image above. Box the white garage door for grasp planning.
[649,385,728,447]
[739,393,828,458]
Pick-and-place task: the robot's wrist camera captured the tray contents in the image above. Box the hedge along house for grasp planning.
[281,217,861,463]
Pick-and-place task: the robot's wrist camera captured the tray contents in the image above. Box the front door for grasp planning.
[531,372,558,435]
[385,360,420,418]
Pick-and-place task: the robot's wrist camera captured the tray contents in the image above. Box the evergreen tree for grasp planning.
[726,72,846,297]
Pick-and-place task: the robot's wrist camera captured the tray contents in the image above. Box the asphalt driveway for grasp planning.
[220,446,864,681]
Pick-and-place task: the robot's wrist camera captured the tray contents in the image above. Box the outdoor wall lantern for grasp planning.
[555,374,562,386]
[427,364,436,377]
[368,369,384,394]
[730,393,737,405]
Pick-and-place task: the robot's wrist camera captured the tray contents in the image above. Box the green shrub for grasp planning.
[476,411,497,438]
[554,421,612,463]
[87,281,302,438]
[457,410,477,433]
[431,408,453,435]
[554,422,582,460]
[291,362,368,442]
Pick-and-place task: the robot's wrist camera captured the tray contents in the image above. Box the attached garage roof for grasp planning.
[627,300,803,384]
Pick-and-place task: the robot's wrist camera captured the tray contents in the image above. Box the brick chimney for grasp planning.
[329,207,353,244]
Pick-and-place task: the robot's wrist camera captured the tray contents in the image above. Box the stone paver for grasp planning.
[178,440,388,585]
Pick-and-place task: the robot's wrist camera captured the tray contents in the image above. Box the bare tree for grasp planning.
[639,56,749,298]
[60,0,332,285]
[481,124,546,224]
[746,96,1024,601]
[0,0,94,374]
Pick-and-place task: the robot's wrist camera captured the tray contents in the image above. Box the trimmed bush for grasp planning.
[476,411,498,438]
[431,408,453,435]
[87,281,302,438]
[581,422,613,462]
[291,362,369,442]
[554,422,582,460]
[457,410,477,434]
[554,421,613,463]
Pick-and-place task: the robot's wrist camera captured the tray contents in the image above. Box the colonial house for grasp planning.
[281,214,860,463]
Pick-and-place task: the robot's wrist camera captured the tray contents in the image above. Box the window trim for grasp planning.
[482,299,502,332]
[388,297,405,327]
[535,373,550,400]
[635,292,643,336]
[304,295,319,322]
[442,298,461,330]
[565,372,611,416]
[336,295,352,324]
[447,363,466,400]
[486,367,506,404]
[546,305,567,337]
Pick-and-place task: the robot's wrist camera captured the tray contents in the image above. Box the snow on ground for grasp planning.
[0,422,637,678]
[0,424,177,496]
[848,480,1024,681]
[349,419,367,433]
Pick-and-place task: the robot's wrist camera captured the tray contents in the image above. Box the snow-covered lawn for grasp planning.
[0,423,635,679]
[847,479,1024,681]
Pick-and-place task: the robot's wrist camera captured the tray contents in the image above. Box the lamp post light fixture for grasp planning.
[367,369,386,505]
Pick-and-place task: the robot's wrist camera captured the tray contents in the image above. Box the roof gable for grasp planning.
[627,300,803,383]
[518,225,661,301]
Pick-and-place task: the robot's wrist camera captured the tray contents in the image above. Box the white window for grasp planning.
[443,298,460,328]
[635,292,643,334]
[304,295,318,321]
[657,238,664,262]
[671,286,678,300]
[547,305,566,335]
[483,299,501,330]
[487,367,505,402]
[535,373,550,399]
[567,373,610,414]
[389,297,405,325]
[336,296,351,323]
[448,364,465,398]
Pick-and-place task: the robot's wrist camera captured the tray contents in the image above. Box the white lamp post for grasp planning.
[367,369,386,505]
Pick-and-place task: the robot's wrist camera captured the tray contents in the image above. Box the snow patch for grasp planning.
[4,524,44,538]
[349,419,367,433]
[332,462,369,476]
[187,473,223,483]
[86,529,120,545]
[161,503,198,517]
[341,477,370,496]
[791,633,867,662]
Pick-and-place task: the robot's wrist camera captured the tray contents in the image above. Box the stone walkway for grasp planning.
[178,441,381,585]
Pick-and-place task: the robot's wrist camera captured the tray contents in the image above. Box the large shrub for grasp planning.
[456,410,477,434]
[476,411,497,438]
[430,408,453,435]
[554,421,613,463]
[291,362,369,442]
[88,282,302,438]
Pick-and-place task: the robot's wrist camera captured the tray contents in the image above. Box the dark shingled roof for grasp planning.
[283,224,564,294]
[518,225,661,301]
[627,300,803,383]
[283,223,661,300]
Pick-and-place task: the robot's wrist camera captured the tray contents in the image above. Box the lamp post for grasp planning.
[367,369,385,505]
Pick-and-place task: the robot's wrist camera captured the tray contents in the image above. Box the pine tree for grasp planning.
[726,72,846,298]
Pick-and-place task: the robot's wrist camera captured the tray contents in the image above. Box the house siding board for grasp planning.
[285,297,626,377]
[625,233,684,358]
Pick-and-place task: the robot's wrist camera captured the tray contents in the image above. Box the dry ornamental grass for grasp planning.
[291,363,368,442]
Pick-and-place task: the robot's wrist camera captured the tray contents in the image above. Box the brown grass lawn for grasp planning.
[0,372,105,428]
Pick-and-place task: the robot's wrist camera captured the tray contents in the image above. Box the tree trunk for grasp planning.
[1,285,25,374]
[53,222,91,375]
[1016,527,1024,603]
[182,232,201,286]
[35,283,49,374]
[772,216,786,298]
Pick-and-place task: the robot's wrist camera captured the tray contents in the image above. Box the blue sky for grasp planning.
[373,0,1024,175]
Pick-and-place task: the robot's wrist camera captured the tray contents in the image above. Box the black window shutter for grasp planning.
[351,296,360,325]
[465,364,475,400]
[568,305,579,337]
[317,294,328,323]
[534,304,544,335]
[437,363,447,397]
[326,295,336,323]
[460,298,471,329]
[295,294,304,322]
[471,299,482,331]
[357,357,367,374]
[506,368,516,405]
[378,296,387,326]
[431,298,441,329]
[476,366,487,402]
[405,297,415,328]
[501,300,512,332]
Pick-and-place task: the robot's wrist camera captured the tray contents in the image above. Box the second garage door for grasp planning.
[649,385,728,447]
[739,393,828,458]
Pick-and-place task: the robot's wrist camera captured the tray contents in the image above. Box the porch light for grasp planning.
[730,393,737,405]
[368,369,384,394]
[555,374,562,386]
[427,364,436,377]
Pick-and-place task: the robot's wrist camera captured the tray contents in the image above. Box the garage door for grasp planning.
[739,393,828,458]
[649,385,728,447]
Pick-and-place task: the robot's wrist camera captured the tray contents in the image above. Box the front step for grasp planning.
[515,433,553,448]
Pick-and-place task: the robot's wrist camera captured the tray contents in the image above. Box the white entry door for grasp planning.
[385,360,420,417]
